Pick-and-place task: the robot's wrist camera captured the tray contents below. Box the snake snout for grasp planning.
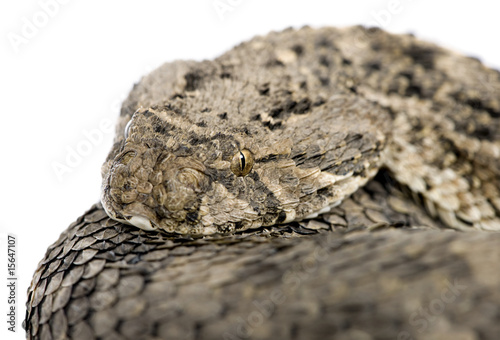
[102,146,212,233]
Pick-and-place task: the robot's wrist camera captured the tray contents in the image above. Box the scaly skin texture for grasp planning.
[25,26,500,339]
[101,26,500,235]
[101,28,392,235]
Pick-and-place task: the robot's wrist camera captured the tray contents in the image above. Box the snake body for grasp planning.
[25,26,500,339]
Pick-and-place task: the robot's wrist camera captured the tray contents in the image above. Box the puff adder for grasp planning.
[25,26,500,339]
[100,26,500,235]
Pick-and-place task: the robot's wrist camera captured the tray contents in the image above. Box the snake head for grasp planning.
[101,107,296,235]
[101,91,387,235]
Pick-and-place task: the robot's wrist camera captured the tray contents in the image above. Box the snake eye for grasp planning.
[124,119,133,139]
[230,149,254,177]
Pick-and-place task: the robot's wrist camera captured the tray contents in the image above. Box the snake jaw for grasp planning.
[101,204,155,231]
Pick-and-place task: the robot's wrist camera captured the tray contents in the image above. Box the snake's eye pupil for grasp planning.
[239,152,246,169]
[231,149,254,176]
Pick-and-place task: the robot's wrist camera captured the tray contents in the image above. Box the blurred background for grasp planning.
[1,1,499,338]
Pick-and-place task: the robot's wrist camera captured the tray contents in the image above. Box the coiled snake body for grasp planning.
[25,26,500,339]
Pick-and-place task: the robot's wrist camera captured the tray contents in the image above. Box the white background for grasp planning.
[1,1,499,339]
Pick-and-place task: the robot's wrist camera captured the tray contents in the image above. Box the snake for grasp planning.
[25,26,500,339]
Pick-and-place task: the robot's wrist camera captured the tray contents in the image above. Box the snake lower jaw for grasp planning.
[101,192,224,235]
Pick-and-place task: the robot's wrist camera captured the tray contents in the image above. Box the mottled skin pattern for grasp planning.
[101,26,500,235]
[101,28,392,235]
[25,26,500,339]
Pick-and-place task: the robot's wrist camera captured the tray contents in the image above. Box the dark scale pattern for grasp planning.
[25,175,500,339]
[27,26,500,339]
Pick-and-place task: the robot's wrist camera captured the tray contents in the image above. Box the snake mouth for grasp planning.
[101,186,161,231]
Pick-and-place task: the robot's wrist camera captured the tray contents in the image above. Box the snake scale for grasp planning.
[25,26,500,339]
